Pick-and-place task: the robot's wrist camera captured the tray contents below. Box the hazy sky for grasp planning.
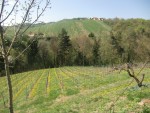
[2,0,150,24]
[49,0,149,20]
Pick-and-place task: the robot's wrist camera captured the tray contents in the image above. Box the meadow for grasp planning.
[0,66,150,113]
[5,19,111,38]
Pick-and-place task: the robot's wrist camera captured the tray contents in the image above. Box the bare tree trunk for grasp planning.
[0,1,51,113]
[0,25,13,113]
[126,69,144,87]
[4,54,13,113]
[113,62,148,87]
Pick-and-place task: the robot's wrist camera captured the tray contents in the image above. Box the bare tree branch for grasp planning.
[0,0,19,23]
[7,0,35,55]
[136,60,149,76]
[0,1,51,113]
[114,62,148,87]
[0,24,14,113]
[14,37,36,60]
[20,0,50,35]
[106,61,149,112]
[7,0,51,55]
[0,0,5,21]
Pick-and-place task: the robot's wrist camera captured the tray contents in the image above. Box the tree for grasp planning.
[92,39,100,65]
[73,34,93,66]
[109,19,150,63]
[112,62,149,87]
[0,0,50,112]
[27,38,39,67]
[49,36,59,67]
[88,32,95,39]
[38,40,51,68]
[88,32,101,65]
[58,28,72,66]
[110,31,124,63]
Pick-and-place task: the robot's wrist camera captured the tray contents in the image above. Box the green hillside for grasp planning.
[0,67,149,113]
[26,19,111,38]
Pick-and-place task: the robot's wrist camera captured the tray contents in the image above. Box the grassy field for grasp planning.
[0,67,150,113]
[6,19,111,38]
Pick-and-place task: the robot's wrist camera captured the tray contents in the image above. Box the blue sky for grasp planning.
[41,0,150,22]
[3,0,150,24]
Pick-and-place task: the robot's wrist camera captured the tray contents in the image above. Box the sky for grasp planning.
[1,0,150,24]
[45,0,150,22]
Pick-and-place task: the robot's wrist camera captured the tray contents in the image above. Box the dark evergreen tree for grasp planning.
[92,39,100,65]
[58,28,72,66]
[27,38,39,67]
[88,32,95,39]
[88,32,101,65]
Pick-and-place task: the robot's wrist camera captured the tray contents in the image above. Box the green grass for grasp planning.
[0,67,149,113]
[5,19,111,38]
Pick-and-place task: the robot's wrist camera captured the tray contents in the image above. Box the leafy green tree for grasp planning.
[88,32,101,65]
[73,34,93,66]
[38,40,53,68]
[49,37,59,67]
[110,31,124,63]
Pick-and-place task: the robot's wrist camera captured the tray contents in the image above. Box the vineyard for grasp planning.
[0,67,150,113]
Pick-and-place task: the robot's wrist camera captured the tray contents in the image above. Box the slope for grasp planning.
[0,67,149,113]
[26,19,111,38]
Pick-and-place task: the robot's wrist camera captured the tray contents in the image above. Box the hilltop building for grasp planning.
[90,17,104,21]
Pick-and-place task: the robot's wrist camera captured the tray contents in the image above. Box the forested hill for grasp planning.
[25,19,111,38]
[6,18,150,39]
[1,18,150,76]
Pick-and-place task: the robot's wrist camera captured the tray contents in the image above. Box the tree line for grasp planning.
[0,18,150,76]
